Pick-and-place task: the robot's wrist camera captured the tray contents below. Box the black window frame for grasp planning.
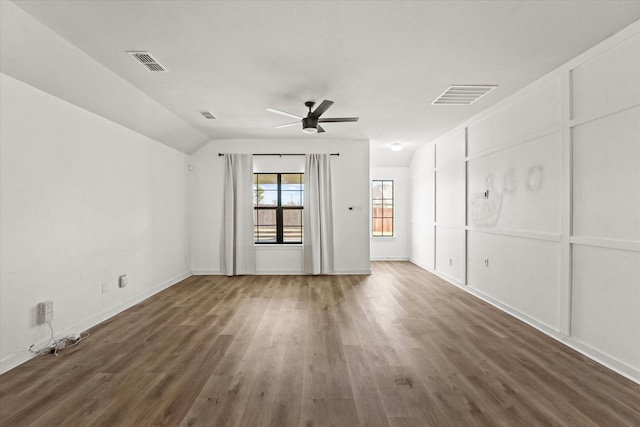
[371,179,394,237]
[254,173,304,244]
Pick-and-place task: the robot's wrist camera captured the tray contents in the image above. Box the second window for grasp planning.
[372,179,394,237]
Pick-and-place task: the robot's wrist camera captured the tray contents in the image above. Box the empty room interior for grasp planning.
[1,1,639,426]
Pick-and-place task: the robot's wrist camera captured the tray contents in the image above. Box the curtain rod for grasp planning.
[218,153,339,157]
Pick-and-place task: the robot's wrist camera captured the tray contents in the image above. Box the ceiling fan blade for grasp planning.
[317,125,326,133]
[273,122,300,129]
[318,117,359,123]
[266,107,303,120]
[310,100,334,119]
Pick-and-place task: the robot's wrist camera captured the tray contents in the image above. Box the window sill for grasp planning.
[255,244,303,248]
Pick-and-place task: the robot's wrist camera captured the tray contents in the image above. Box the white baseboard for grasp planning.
[255,269,302,275]
[408,260,640,385]
[192,268,222,275]
[430,269,465,288]
[0,270,192,375]
[370,257,410,261]
[559,338,640,384]
[408,257,434,273]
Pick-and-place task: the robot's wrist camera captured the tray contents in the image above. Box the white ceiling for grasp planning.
[3,1,640,166]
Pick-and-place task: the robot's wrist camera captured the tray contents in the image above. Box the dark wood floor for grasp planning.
[1,262,638,426]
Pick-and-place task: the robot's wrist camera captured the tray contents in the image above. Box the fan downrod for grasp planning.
[305,101,315,114]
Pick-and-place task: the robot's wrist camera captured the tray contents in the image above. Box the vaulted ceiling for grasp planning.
[2,1,639,166]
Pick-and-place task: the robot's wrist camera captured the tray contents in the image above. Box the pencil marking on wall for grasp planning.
[503,167,518,194]
[526,165,544,191]
[471,173,503,227]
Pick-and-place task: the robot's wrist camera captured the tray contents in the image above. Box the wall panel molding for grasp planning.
[571,236,640,252]
[466,227,561,242]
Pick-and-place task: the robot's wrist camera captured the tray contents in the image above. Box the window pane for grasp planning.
[384,218,394,236]
[382,181,393,199]
[382,201,393,218]
[372,217,383,236]
[283,209,302,226]
[372,181,383,199]
[256,225,277,243]
[257,174,277,185]
[282,191,302,206]
[256,209,276,225]
[282,173,302,185]
[372,199,383,218]
[283,226,302,242]
[258,190,278,206]
[255,174,277,207]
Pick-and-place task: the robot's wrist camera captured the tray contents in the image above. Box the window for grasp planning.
[372,180,393,237]
[254,173,303,244]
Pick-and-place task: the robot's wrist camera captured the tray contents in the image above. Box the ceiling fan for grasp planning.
[266,100,359,134]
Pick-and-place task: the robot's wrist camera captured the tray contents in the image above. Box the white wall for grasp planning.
[409,22,640,382]
[370,167,410,260]
[569,30,640,375]
[435,129,466,285]
[409,144,435,270]
[189,138,371,275]
[466,77,563,333]
[0,74,191,373]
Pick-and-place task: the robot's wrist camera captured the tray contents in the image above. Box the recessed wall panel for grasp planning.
[436,162,465,227]
[435,226,465,283]
[572,245,640,369]
[572,34,640,122]
[573,106,640,242]
[467,78,561,156]
[467,133,561,234]
[411,221,434,270]
[467,231,561,330]
[436,129,466,166]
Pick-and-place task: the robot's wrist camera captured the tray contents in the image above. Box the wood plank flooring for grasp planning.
[1,261,638,426]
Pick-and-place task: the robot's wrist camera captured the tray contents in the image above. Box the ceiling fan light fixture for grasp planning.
[390,142,403,152]
[302,126,317,134]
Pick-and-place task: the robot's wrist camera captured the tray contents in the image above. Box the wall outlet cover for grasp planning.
[118,275,127,288]
[38,300,53,324]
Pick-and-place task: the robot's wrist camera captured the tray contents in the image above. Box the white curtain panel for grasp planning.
[304,154,335,275]
[221,154,256,276]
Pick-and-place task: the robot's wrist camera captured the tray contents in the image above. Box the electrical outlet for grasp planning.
[484,258,489,267]
[101,283,108,294]
[449,258,453,266]
[119,275,127,288]
[483,190,489,199]
[38,300,53,324]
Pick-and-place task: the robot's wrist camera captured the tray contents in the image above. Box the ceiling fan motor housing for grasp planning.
[302,117,318,133]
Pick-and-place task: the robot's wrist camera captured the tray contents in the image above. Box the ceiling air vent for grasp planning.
[199,111,216,120]
[127,51,168,72]
[432,85,497,105]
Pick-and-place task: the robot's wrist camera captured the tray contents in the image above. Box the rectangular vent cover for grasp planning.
[432,85,497,105]
[127,51,168,72]
[199,111,216,120]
